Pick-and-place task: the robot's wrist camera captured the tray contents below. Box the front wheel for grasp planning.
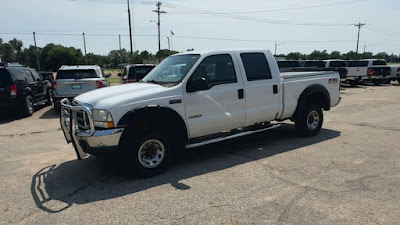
[121,130,177,178]
[295,105,323,137]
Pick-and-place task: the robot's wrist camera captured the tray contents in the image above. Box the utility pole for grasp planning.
[119,34,123,73]
[354,22,366,59]
[275,42,285,56]
[167,37,170,50]
[32,32,40,71]
[153,2,166,62]
[127,0,134,63]
[82,33,87,64]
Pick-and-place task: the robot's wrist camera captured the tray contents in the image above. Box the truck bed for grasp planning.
[280,71,338,79]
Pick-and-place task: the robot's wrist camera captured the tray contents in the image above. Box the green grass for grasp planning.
[107,77,122,84]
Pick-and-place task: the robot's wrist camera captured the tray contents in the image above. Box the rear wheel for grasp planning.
[45,91,52,106]
[295,104,323,137]
[397,78,400,84]
[121,129,178,178]
[23,95,34,117]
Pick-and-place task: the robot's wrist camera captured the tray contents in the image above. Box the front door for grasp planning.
[184,53,246,138]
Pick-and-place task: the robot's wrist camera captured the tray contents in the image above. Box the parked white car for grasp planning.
[346,60,368,86]
[60,49,341,177]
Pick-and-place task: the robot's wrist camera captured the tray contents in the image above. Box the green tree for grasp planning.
[307,50,329,60]
[44,45,83,71]
[108,49,130,67]
[156,49,179,58]
[0,43,16,62]
[286,52,306,60]
[329,51,341,59]
[8,38,23,61]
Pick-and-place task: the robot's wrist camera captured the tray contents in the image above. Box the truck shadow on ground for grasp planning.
[39,107,60,119]
[31,123,340,213]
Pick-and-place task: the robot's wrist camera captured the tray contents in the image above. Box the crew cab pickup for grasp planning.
[324,60,348,83]
[60,49,341,177]
[346,60,368,86]
[364,59,391,84]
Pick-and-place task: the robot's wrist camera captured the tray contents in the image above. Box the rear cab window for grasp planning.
[329,61,347,68]
[240,53,272,81]
[56,69,99,79]
[372,60,387,66]
[347,61,368,67]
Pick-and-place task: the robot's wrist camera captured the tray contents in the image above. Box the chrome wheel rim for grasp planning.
[27,98,33,114]
[138,139,165,168]
[307,111,319,130]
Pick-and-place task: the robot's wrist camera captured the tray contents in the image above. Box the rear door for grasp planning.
[29,69,46,101]
[55,69,100,97]
[235,51,281,126]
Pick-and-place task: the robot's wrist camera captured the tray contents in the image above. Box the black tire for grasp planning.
[349,81,356,87]
[120,129,178,178]
[295,104,323,137]
[397,79,400,84]
[23,95,34,117]
[383,79,391,85]
[45,91,52,106]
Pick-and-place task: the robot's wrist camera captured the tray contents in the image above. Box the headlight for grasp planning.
[92,109,114,128]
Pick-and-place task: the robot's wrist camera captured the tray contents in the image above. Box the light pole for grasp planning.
[275,42,285,56]
[166,37,170,50]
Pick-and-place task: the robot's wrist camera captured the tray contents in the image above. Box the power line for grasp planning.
[170,0,369,14]
[162,2,356,27]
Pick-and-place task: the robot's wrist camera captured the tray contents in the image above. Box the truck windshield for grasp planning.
[142,54,200,84]
[57,69,99,79]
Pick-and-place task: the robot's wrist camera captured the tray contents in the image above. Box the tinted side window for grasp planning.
[22,70,35,84]
[240,53,272,81]
[191,54,237,86]
[30,70,42,81]
[372,60,387,66]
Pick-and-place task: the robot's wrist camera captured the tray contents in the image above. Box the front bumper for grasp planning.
[60,98,124,159]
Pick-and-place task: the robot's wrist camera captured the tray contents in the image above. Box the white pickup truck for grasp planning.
[345,60,368,86]
[60,49,341,177]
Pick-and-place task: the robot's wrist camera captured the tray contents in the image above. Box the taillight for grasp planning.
[96,80,103,88]
[51,82,56,90]
[397,68,400,73]
[346,69,348,75]
[368,69,374,75]
[10,84,17,96]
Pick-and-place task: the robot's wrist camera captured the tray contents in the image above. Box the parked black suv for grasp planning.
[0,64,51,116]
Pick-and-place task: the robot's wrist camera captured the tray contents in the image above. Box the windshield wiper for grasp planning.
[145,80,163,85]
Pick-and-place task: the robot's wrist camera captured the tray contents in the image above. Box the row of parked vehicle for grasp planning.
[277,59,400,86]
[0,63,157,116]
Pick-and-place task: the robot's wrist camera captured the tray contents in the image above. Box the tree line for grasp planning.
[0,38,399,72]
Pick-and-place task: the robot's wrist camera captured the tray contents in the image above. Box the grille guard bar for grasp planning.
[60,98,95,159]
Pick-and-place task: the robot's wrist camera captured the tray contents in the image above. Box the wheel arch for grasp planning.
[294,84,331,119]
[117,105,189,142]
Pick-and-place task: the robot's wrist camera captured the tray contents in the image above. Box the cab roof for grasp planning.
[59,65,101,70]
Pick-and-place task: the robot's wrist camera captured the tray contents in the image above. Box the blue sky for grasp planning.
[1,0,399,55]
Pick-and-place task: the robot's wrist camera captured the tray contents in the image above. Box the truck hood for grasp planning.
[74,83,167,109]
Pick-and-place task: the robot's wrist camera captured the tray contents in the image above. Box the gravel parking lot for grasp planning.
[0,84,399,224]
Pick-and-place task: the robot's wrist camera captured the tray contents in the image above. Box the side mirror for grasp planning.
[117,73,122,77]
[187,77,209,93]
